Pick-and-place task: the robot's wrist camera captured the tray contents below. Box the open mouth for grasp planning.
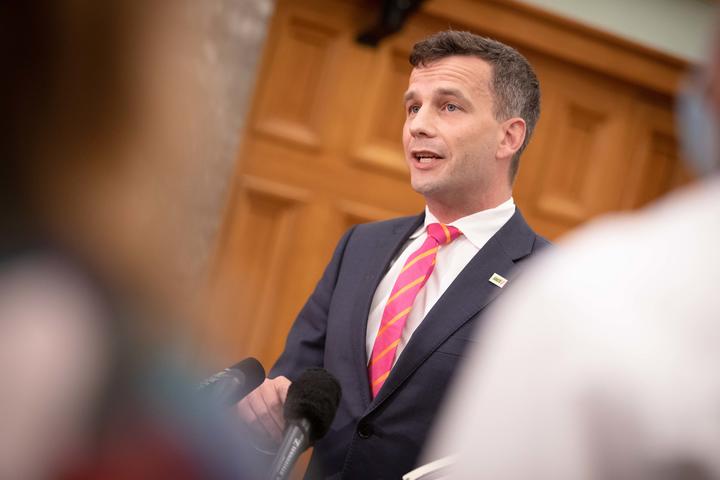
[412,151,444,164]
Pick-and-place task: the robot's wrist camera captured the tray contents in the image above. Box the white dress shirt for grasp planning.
[365,198,516,364]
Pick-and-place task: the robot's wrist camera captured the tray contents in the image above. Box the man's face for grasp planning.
[402,56,505,203]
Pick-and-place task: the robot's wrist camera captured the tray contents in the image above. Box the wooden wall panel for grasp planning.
[205,0,691,370]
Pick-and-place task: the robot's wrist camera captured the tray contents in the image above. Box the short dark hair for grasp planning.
[410,31,541,182]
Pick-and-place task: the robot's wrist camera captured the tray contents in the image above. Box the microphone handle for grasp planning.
[268,418,311,480]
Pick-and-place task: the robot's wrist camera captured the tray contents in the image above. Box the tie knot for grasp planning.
[426,223,461,246]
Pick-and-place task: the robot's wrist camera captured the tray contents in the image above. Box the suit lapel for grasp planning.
[348,213,425,408]
[367,209,537,411]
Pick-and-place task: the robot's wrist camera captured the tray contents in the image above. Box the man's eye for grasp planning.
[408,105,420,114]
[446,103,459,112]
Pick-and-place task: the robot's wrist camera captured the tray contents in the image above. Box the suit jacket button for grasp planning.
[357,421,373,439]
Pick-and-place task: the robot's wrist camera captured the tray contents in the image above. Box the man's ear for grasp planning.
[496,118,526,160]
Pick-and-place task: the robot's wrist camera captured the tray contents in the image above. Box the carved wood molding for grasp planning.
[422,0,689,95]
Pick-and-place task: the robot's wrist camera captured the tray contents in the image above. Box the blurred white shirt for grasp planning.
[425,177,720,480]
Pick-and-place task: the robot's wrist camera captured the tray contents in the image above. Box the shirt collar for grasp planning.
[410,198,516,249]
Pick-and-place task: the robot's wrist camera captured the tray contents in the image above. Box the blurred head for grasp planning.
[404,32,540,213]
[677,26,720,176]
[0,1,225,318]
[0,3,261,478]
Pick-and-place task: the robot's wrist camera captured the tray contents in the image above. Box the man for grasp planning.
[238,31,548,479]
[424,22,720,480]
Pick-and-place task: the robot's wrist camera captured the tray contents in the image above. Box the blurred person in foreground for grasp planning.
[0,2,258,479]
[422,16,720,480]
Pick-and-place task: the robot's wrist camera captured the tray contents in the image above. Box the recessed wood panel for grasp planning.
[350,46,412,176]
[207,178,308,364]
[637,132,679,205]
[621,100,692,209]
[536,103,608,223]
[252,15,339,149]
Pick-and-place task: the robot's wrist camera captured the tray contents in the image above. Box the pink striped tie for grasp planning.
[368,223,461,398]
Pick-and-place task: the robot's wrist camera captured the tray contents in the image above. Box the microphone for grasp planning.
[268,368,342,480]
[198,357,266,407]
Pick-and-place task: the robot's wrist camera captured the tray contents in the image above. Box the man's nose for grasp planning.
[408,107,437,138]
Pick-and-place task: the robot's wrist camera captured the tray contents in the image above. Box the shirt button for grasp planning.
[357,421,373,439]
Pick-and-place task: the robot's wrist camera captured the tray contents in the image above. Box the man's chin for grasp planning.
[411,180,443,197]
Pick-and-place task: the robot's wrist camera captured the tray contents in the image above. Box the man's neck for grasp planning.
[425,193,513,224]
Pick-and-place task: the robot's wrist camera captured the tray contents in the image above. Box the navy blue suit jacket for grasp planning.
[270,209,549,479]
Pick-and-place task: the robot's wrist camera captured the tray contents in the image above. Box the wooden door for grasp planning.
[203,0,692,369]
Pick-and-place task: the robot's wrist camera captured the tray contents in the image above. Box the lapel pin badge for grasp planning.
[489,273,508,288]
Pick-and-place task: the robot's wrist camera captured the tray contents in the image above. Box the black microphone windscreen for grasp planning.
[228,357,266,390]
[198,357,266,406]
[283,368,341,443]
